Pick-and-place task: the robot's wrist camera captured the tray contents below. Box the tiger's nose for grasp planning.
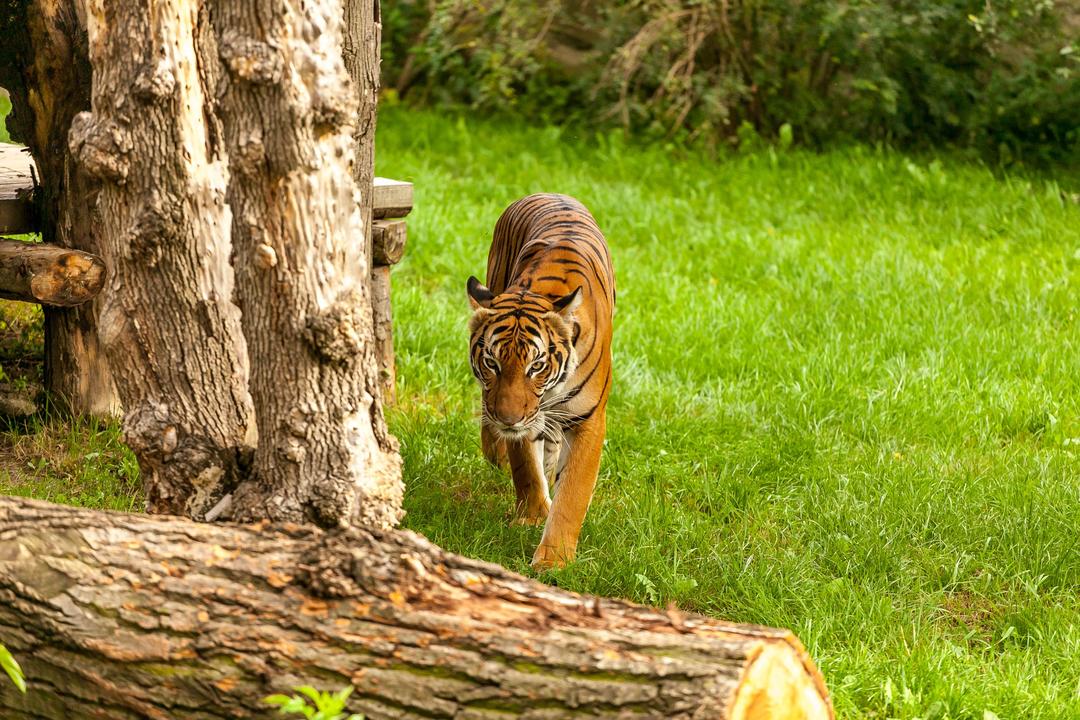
[492,400,526,428]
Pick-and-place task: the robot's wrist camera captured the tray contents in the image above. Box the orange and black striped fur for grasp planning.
[467,194,614,569]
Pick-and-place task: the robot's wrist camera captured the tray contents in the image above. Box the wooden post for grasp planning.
[370,205,410,405]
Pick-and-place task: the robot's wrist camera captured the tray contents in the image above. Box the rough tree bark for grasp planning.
[344,0,380,245]
[213,0,403,528]
[0,496,832,720]
[68,0,255,517]
[0,0,121,416]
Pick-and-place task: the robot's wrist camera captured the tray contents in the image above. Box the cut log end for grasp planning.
[372,218,407,266]
[0,240,107,307]
[731,641,832,720]
[29,251,107,306]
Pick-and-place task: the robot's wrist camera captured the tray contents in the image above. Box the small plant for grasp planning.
[264,685,363,720]
[0,643,26,693]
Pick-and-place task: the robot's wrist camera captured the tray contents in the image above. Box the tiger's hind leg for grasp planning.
[481,423,508,470]
[507,438,551,526]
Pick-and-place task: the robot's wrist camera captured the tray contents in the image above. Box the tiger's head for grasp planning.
[467,275,580,441]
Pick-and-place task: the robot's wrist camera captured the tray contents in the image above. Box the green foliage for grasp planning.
[383,0,1080,162]
[0,409,140,511]
[0,90,11,143]
[264,686,363,720]
[0,643,26,693]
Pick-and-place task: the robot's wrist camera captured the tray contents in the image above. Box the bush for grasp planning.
[382,0,1079,162]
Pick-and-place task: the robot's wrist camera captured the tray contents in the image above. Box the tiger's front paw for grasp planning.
[511,499,550,527]
[530,540,575,571]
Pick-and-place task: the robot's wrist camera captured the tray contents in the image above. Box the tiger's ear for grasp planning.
[551,287,582,318]
[467,276,494,309]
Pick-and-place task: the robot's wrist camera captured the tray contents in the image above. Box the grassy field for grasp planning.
[376,109,1080,719]
[1,106,1079,718]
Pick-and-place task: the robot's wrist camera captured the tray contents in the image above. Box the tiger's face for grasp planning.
[467,276,580,442]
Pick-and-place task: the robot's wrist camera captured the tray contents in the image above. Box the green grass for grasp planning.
[0,105,1078,717]
[0,299,140,512]
[0,89,11,143]
[0,412,140,511]
[375,108,1080,719]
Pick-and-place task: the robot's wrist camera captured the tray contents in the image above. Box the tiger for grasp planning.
[466,193,615,570]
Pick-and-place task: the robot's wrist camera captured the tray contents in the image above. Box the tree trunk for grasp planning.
[0,239,105,306]
[344,0,381,242]
[213,0,403,528]
[0,495,832,720]
[68,0,255,517]
[0,0,121,417]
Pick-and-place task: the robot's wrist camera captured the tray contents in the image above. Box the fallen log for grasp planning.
[0,239,106,306]
[0,496,832,719]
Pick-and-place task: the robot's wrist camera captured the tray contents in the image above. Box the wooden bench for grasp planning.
[0,143,411,406]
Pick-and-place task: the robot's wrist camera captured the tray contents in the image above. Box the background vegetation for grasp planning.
[383,0,1079,163]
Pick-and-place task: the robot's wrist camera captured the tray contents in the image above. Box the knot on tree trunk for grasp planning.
[299,527,454,604]
[123,400,178,458]
[218,31,284,84]
[133,57,177,102]
[68,111,131,183]
[229,134,267,178]
[124,401,238,516]
[124,192,183,266]
[312,82,357,134]
[304,291,367,363]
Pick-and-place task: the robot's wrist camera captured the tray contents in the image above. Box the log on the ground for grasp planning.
[0,496,832,719]
[371,264,396,404]
[0,239,106,306]
[373,176,413,219]
[373,218,407,266]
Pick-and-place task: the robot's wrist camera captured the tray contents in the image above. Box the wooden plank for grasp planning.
[0,144,37,235]
[373,176,413,219]
[2,146,411,228]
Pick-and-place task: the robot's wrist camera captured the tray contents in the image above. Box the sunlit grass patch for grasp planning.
[377,108,1080,719]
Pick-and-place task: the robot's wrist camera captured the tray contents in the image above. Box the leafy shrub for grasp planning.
[264,685,363,720]
[0,643,26,693]
[382,0,1079,162]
